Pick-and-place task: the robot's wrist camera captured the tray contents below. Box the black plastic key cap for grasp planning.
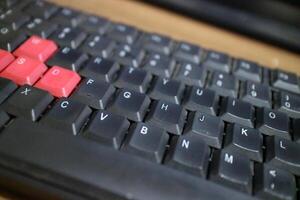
[255,165,297,200]
[224,124,263,162]
[148,77,185,104]
[0,24,26,51]
[50,26,86,49]
[203,50,231,73]
[79,15,110,34]
[144,53,176,78]
[220,97,254,128]
[210,71,238,98]
[47,46,88,71]
[85,110,130,149]
[174,62,206,87]
[272,69,300,94]
[234,59,262,82]
[108,23,139,44]
[114,66,152,93]
[80,57,119,82]
[146,100,187,135]
[3,85,53,121]
[109,88,150,122]
[173,42,202,64]
[80,34,115,58]
[0,9,30,30]
[183,87,218,115]
[113,43,145,68]
[242,81,271,108]
[41,98,92,135]
[51,8,83,27]
[266,137,300,176]
[71,78,115,109]
[257,108,290,139]
[23,18,57,38]
[142,33,174,55]
[185,112,224,149]
[278,92,300,119]
[0,77,17,104]
[210,150,252,193]
[24,1,58,19]
[124,122,169,163]
[166,134,210,176]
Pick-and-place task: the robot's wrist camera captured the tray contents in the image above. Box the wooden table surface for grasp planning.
[1,0,300,199]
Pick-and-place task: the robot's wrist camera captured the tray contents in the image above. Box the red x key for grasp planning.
[0,49,15,71]
[13,35,58,62]
[0,56,47,85]
[35,66,81,97]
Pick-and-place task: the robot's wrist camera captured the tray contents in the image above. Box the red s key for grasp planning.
[0,56,47,85]
[13,35,58,62]
[0,49,15,71]
[35,66,81,97]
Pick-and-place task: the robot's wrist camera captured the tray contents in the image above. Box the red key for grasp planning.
[13,35,57,62]
[0,49,15,71]
[35,66,81,97]
[0,56,47,85]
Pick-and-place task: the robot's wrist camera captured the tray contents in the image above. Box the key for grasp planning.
[80,34,115,58]
[144,53,176,78]
[0,118,255,200]
[0,77,17,104]
[71,78,115,109]
[148,77,185,104]
[142,33,174,55]
[185,112,224,148]
[166,134,210,176]
[114,66,152,93]
[13,35,58,62]
[241,81,271,108]
[0,24,26,51]
[35,66,81,97]
[79,15,110,34]
[203,50,231,73]
[0,9,30,30]
[79,57,119,82]
[84,110,130,149]
[50,26,87,49]
[0,56,47,85]
[3,85,53,121]
[123,122,169,163]
[113,43,145,68]
[210,150,252,193]
[234,59,262,82]
[42,98,91,135]
[266,137,300,176]
[0,49,14,71]
[173,42,202,64]
[108,23,139,44]
[51,8,83,27]
[174,62,206,87]
[255,165,297,200]
[257,108,290,139]
[210,71,238,98]
[277,92,300,119]
[220,97,254,128]
[24,1,58,19]
[146,100,187,135]
[109,88,150,122]
[272,70,300,94]
[0,110,9,128]
[183,87,218,115]
[224,124,263,162]
[47,46,88,71]
[23,18,58,38]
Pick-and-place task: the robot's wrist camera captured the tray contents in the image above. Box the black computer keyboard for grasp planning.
[0,1,299,200]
